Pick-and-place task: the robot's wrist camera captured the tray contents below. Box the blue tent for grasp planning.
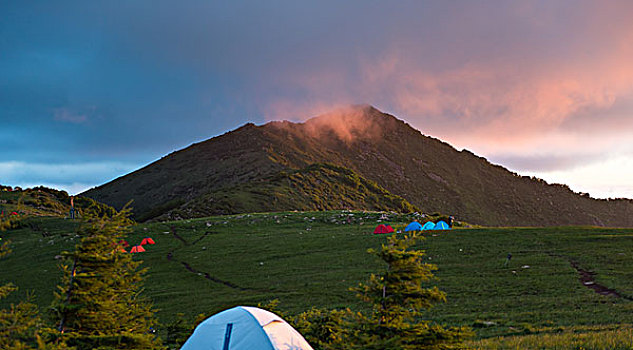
[422,221,436,230]
[404,221,423,231]
[182,306,314,350]
[434,221,451,230]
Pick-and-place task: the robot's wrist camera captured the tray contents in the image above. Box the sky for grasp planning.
[1,1,632,198]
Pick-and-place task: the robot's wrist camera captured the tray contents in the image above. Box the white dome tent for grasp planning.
[181,306,314,350]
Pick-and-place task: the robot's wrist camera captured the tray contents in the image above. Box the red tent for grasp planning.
[130,245,146,253]
[373,224,394,234]
[140,237,155,245]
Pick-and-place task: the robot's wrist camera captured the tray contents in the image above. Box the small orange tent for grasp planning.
[140,237,155,245]
[373,224,394,234]
[130,245,146,253]
[118,246,127,253]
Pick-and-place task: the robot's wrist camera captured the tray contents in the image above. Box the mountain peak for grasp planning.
[338,103,380,114]
[299,105,400,142]
[308,104,386,121]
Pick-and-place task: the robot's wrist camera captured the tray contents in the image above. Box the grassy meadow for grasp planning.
[2,210,633,348]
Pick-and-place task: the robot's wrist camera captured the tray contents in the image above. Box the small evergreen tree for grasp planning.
[163,313,195,350]
[256,299,350,350]
[347,233,471,350]
[292,307,350,350]
[51,206,161,349]
[0,284,43,350]
[1,238,12,257]
[0,214,21,231]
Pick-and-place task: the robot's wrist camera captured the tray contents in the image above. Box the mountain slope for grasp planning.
[83,105,633,226]
[154,163,418,220]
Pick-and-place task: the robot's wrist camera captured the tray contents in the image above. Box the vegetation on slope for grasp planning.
[155,163,419,221]
[0,185,113,219]
[82,122,287,221]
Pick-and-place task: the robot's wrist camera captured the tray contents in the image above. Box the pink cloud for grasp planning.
[260,1,633,161]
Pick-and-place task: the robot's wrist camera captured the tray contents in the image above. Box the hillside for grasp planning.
[83,105,633,226]
[2,212,633,345]
[0,185,111,219]
[154,163,418,221]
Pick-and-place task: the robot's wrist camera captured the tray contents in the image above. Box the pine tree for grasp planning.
[51,206,161,349]
[292,307,350,350]
[347,233,471,350]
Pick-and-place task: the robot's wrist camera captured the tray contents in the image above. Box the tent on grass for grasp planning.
[181,306,314,350]
[140,237,155,245]
[118,240,130,248]
[404,221,423,232]
[422,221,436,230]
[434,221,451,230]
[373,224,394,234]
[130,245,145,253]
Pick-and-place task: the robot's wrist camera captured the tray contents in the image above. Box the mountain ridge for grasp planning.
[82,105,633,227]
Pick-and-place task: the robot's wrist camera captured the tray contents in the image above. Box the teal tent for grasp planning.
[422,221,436,230]
[434,221,451,230]
[404,221,423,231]
[181,306,314,350]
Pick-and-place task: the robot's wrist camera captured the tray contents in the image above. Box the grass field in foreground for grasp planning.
[468,325,633,349]
[1,210,633,345]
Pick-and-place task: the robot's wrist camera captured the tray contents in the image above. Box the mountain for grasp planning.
[82,105,633,226]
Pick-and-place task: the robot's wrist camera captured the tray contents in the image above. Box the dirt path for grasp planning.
[179,261,249,290]
[190,230,217,245]
[546,252,632,300]
[568,260,633,300]
[167,226,256,291]
[169,225,188,245]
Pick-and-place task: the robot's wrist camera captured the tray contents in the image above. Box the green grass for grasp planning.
[2,211,633,347]
[420,226,633,337]
[469,325,633,349]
